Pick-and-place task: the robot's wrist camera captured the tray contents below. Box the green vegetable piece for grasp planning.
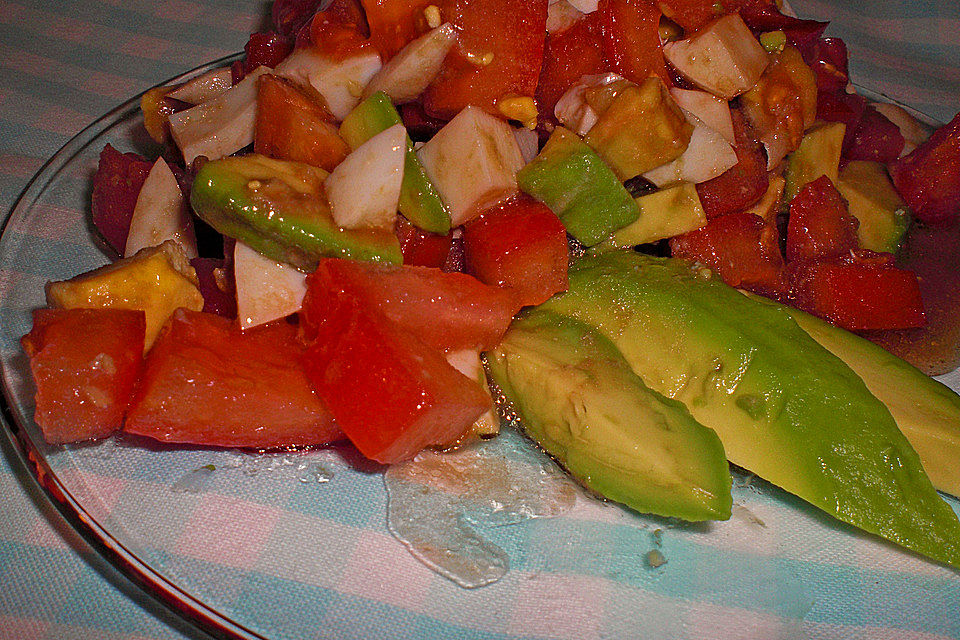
[190,155,402,270]
[488,309,732,522]
[517,127,639,246]
[784,120,845,203]
[339,92,450,234]
[759,30,786,53]
[607,182,706,247]
[836,160,912,253]
[775,298,960,498]
[541,251,960,568]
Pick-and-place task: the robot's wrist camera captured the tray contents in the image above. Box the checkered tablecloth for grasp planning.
[1,2,958,639]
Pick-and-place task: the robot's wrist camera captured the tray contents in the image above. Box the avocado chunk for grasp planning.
[606,182,706,247]
[339,92,450,234]
[540,251,960,567]
[784,120,845,203]
[584,77,693,180]
[517,127,639,246]
[190,155,402,270]
[836,160,911,253]
[774,299,960,498]
[488,309,732,522]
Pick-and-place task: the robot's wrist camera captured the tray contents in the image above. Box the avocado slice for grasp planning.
[517,127,639,246]
[772,299,960,498]
[488,309,732,522]
[540,251,960,567]
[190,155,402,270]
[607,182,706,247]
[836,160,912,254]
[784,120,845,204]
[339,92,450,234]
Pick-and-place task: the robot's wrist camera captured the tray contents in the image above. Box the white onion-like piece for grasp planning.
[276,46,381,120]
[547,0,583,34]
[513,126,540,164]
[445,349,499,437]
[125,158,197,258]
[325,123,406,230]
[362,23,457,103]
[643,115,738,187]
[417,106,524,226]
[553,72,625,136]
[567,0,598,13]
[169,66,269,165]
[669,88,735,144]
[167,67,233,104]
[234,241,307,330]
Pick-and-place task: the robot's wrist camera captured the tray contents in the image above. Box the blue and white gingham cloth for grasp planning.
[1,2,959,639]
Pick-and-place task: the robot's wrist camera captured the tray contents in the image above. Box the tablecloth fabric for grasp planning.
[1,1,959,639]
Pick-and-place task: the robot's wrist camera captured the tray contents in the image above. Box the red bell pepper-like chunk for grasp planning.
[804,37,850,94]
[423,0,549,119]
[300,295,490,464]
[255,74,350,172]
[535,13,605,127]
[301,259,523,352]
[844,105,905,163]
[125,310,341,448]
[91,144,153,254]
[889,112,960,225]
[361,0,432,60]
[463,196,569,306]
[395,216,452,268]
[21,308,145,444]
[598,0,667,85]
[786,175,859,263]
[696,110,769,219]
[790,255,925,330]
[670,212,786,296]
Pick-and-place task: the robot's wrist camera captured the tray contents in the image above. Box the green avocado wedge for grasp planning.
[539,250,960,568]
[488,310,732,522]
[190,155,402,271]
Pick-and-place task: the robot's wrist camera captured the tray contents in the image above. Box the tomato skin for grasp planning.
[395,216,452,268]
[786,175,859,263]
[422,0,549,119]
[598,0,667,85]
[463,196,569,306]
[255,74,350,172]
[125,310,340,448]
[301,258,522,352]
[889,112,960,225]
[91,144,153,254]
[300,295,490,464]
[696,110,769,219]
[536,14,605,126]
[21,309,145,444]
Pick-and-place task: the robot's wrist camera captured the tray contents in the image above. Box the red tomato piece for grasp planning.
[422,0,549,119]
[696,110,769,219]
[463,196,569,306]
[658,0,774,33]
[786,175,859,263]
[670,212,786,296]
[300,295,490,464]
[361,0,432,60]
[91,144,153,254]
[255,74,350,172]
[395,216,452,268]
[272,0,325,38]
[816,90,866,150]
[308,9,375,61]
[598,0,667,84]
[189,257,237,319]
[536,13,606,127]
[790,255,925,330]
[889,112,960,225]
[398,102,448,141]
[803,37,849,94]
[125,310,340,448]
[301,258,523,351]
[845,105,905,163]
[21,308,145,444]
[739,4,827,56]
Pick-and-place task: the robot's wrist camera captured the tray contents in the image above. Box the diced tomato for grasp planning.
[598,0,667,85]
[463,196,569,306]
[889,112,960,225]
[670,212,786,295]
[254,74,350,172]
[273,0,323,37]
[804,37,849,94]
[790,254,925,330]
[301,258,523,351]
[422,0,549,119]
[189,257,237,319]
[125,310,340,448]
[816,90,866,150]
[91,144,153,254]
[696,110,769,219]
[442,235,466,273]
[361,0,432,60]
[844,105,905,163]
[395,216,452,268]
[308,9,375,61]
[658,0,774,33]
[300,294,489,464]
[21,309,145,444]
[786,175,859,263]
[739,4,827,56]
[536,13,605,127]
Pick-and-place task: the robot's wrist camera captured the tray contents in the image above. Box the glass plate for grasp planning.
[2,60,959,640]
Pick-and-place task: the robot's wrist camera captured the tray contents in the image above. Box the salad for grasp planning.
[18,0,960,571]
